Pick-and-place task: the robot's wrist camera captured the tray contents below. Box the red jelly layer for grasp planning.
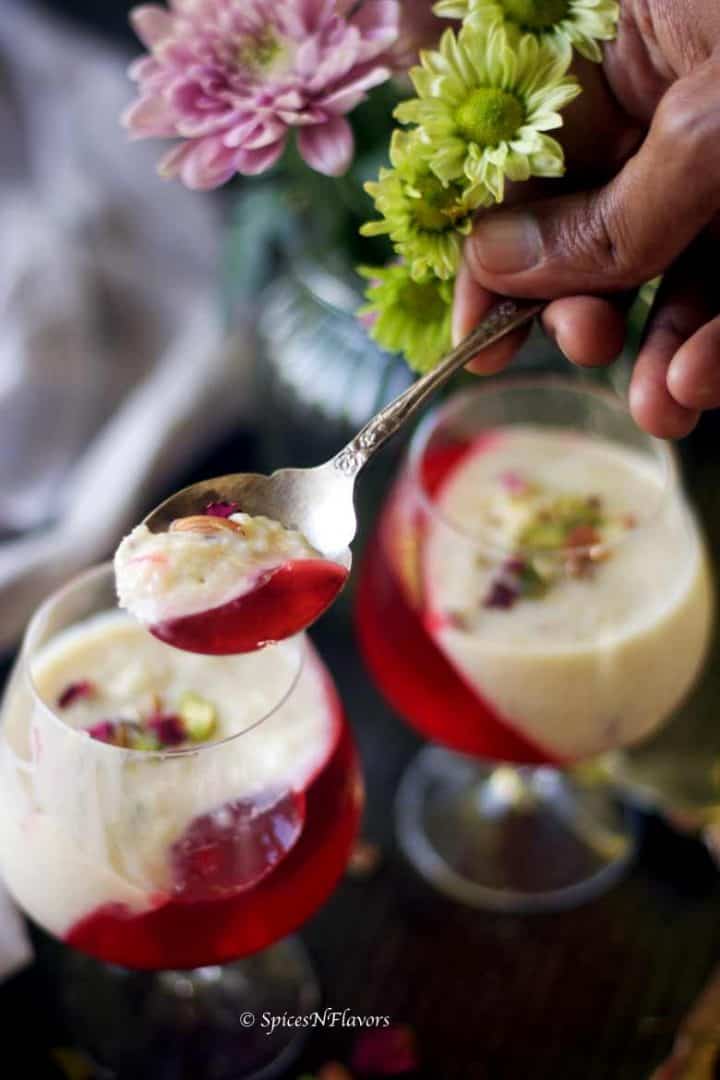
[150,559,348,655]
[171,789,307,903]
[66,718,362,970]
[354,439,561,766]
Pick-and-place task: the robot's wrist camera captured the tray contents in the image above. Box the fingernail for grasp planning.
[545,320,571,363]
[470,213,542,275]
[451,262,475,346]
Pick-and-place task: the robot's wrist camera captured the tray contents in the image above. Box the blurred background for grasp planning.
[0,0,426,650]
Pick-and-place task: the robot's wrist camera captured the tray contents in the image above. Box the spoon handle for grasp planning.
[333,297,545,477]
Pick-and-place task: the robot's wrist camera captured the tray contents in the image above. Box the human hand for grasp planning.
[454,2,720,438]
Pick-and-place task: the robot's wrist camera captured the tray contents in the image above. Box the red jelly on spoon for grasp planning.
[151,557,348,655]
[115,502,349,655]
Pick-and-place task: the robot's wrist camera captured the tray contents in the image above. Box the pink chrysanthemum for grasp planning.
[123,0,400,189]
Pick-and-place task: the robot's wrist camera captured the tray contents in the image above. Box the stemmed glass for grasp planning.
[356,377,713,912]
[0,564,363,1079]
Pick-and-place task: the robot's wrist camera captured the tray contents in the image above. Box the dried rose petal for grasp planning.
[86,720,118,745]
[57,681,95,709]
[483,580,518,610]
[87,720,146,748]
[86,719,161,750]
[503,557,526,575]
[498,470,530,495]
[351,1025,419,1076]
[147,713,186,747]
[129,553,169,568]
[205,501,240,519]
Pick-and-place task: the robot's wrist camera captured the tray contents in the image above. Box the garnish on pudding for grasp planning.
[467,473,638,614]
[114,504,350,655]
[381,426,712,764]
[57,680,96,709]
[57,679,218,751]
[3,611,360,968]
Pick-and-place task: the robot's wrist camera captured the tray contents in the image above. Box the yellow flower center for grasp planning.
[411,175,463,232]
[501,0,570,31]
[398,278,448,320]
[237,28,283,72]
[455,88,525,148]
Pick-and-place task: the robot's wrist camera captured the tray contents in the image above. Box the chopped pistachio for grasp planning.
[518,560,550,598]
[519,519,568,550]
[529,554,559,583]
[131,731,162,752]
[553,494,604,528]
[179,691,218,742]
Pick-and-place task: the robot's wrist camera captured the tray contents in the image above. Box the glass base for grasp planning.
[396,747,637,913]
[61,937,320,1080]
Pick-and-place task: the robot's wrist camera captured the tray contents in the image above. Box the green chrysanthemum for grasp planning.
[361,131,491,281]
[434,0,619,63]
[359,263,454,374]
[395,23,580,202]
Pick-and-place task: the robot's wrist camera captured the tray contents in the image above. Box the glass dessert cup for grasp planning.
[355,377,714,912]
[0,565,363,1079]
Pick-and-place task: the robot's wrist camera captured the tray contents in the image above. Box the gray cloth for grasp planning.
[0,3,254,979]
[0,1,253,651]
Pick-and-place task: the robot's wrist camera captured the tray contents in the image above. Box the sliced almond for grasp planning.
[589,543,609,563]
[169,515,245,536]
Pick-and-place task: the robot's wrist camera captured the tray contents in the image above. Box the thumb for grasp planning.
[462,51,720,299]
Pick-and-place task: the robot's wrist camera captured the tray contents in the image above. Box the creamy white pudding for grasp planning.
[423,428,713,760]
[115,511,329,625]
[0,613,340,939]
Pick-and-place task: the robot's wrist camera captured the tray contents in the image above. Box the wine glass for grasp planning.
[356,377,713,912]
[0,564,363,1079]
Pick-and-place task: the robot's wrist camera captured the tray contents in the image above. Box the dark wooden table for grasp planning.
[2,410,720,1080]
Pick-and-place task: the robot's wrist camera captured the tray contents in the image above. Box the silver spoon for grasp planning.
[144,298,544,555]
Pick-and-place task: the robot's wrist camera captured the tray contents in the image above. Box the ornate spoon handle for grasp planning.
[333,298,545,477]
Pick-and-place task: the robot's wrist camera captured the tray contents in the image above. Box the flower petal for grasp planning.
[242,117,289,150]
[122,94,178,138]
[317,64,391,113]
[130,5,175,47]
[159,136,238,189]
[125,0,400,186]
[350,0,399,47]
[297,115,354,176]
[234,139,287,175]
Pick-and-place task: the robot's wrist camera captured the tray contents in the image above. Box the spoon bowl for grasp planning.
[145,460,358,558]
